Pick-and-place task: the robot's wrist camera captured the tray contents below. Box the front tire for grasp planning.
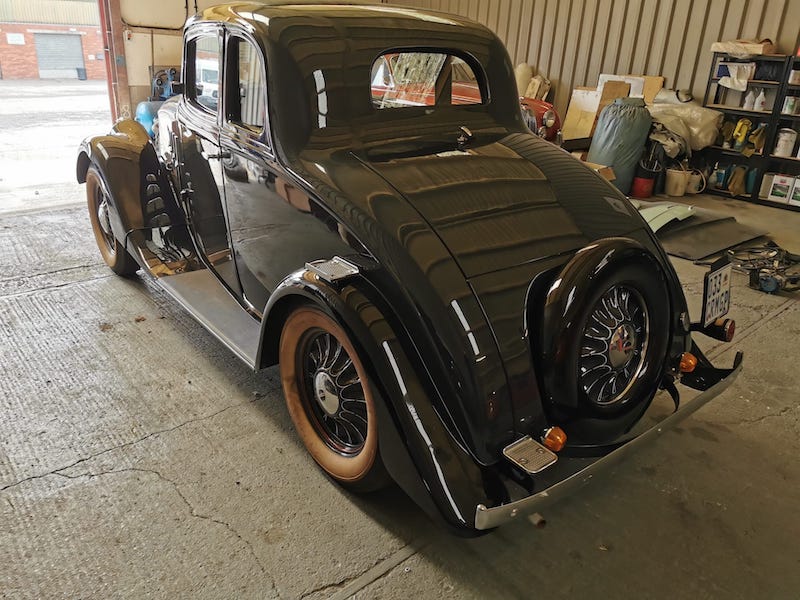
[86,166,138,276]
[279,305,388,492]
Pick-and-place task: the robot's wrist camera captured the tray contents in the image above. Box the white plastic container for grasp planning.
[759,173,775,199]
[742,90,755,110]
[774,128,798,157]
[755,89,767,111]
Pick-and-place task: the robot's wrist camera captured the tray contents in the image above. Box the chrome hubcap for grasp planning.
[303,331,368,454]
[579,286,648,406]
[608,323,637,368]
[95,188,115,251]
[314,371,340,416]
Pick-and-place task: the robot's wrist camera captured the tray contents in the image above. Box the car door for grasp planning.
[219,31,354,315]
[177,25,241,296]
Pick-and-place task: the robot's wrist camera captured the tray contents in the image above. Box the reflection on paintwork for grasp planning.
[382,340,465,524]
[450,299,480,357]
[176,107,241,295]
[368,142,586,277]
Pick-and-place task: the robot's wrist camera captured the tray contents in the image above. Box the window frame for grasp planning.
[184,25,224,119]
[222,27,271,138]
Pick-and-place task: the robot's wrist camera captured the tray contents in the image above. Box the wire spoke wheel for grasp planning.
[301,331,369,454]
[579,285,649,407]
[280,306,387,490]
[93,184,116,253]
[85,166,138,276]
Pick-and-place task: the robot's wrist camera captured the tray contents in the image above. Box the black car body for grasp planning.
[77,1,741,534]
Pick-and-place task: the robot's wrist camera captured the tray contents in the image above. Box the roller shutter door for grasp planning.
[34,33,84,79]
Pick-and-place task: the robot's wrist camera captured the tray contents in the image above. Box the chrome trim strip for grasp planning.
[474,358,743,530]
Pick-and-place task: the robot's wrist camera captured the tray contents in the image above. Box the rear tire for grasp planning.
[86,166,138,276]
[279,305,389,492]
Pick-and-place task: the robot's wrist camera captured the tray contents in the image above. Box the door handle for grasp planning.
[204,150,232,160]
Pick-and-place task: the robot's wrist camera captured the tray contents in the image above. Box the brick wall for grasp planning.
[0,23,105,80]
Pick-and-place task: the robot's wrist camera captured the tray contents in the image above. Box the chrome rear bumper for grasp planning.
[474,352,743,530]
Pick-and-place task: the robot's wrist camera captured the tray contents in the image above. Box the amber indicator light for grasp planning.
[541,426,567,452]
[679,352,698,373]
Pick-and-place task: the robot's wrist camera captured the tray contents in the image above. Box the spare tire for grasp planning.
[539,237,671,441]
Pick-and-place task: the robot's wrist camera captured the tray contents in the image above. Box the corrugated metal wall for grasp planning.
[391,0,800,114]
[0,0,99,26]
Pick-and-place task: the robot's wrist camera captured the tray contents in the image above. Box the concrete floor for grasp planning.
[1,80,800,599]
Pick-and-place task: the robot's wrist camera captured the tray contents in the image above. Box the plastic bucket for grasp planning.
[665,168,690,196]
[630,176,655,198]
[686,170,706,194]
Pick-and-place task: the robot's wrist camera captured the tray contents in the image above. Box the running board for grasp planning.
[157,269,260,369]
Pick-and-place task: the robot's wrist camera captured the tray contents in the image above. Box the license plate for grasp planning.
[702,259,732,327]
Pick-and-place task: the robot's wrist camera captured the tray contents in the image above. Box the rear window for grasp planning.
[371,52,484,109]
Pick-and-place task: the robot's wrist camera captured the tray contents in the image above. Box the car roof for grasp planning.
[191,1,484,36]
[187,2,521,157]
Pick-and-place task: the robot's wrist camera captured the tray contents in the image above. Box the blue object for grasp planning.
[587,98,652,195]
[135,68,181,137]
[135,101,164,137]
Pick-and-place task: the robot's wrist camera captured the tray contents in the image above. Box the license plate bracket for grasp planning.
[702,256,732,327]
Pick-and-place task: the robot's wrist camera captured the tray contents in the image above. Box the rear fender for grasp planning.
[258,267,490,533]
[76,119,183,258]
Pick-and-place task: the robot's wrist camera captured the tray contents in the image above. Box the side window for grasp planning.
[188,33,221,113]
[227,37,266,131]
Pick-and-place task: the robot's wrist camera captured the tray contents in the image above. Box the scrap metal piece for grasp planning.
[636,202,695,233]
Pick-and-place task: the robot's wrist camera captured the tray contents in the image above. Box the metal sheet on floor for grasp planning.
[654,207,767,260]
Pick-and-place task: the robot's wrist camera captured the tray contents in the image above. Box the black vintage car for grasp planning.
[77,1,741,533]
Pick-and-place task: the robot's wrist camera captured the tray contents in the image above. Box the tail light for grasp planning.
[679,352,698,373]
[691,318,736,342]
[541,426,567,452]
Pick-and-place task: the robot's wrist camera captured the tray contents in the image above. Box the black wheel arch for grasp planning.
[538,237,674,440]
[256,268,496,533]
[76,120,184,258]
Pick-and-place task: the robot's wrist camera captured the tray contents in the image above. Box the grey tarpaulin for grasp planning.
[587,97,652,195]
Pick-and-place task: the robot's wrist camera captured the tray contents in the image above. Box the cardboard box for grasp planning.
[789,177,800,207]
[585,161,616,182]
[570,152,616,181]
[710,39,777,55]
[767,174,794,203]
[562,87,600,140]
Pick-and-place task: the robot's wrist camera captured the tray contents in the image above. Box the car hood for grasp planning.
[359,132,646,278]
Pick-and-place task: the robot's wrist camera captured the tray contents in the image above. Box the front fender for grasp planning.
[258,267,493,533]
[76,119,181,257]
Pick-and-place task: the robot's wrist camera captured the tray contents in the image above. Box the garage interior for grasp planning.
[1,0,799,598]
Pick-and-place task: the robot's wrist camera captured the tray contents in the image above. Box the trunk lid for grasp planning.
[361,132,646,278]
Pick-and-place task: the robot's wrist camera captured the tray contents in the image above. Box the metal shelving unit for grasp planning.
[701,51,800,212]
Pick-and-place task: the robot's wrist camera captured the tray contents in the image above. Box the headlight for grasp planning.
[543,109,556,129]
